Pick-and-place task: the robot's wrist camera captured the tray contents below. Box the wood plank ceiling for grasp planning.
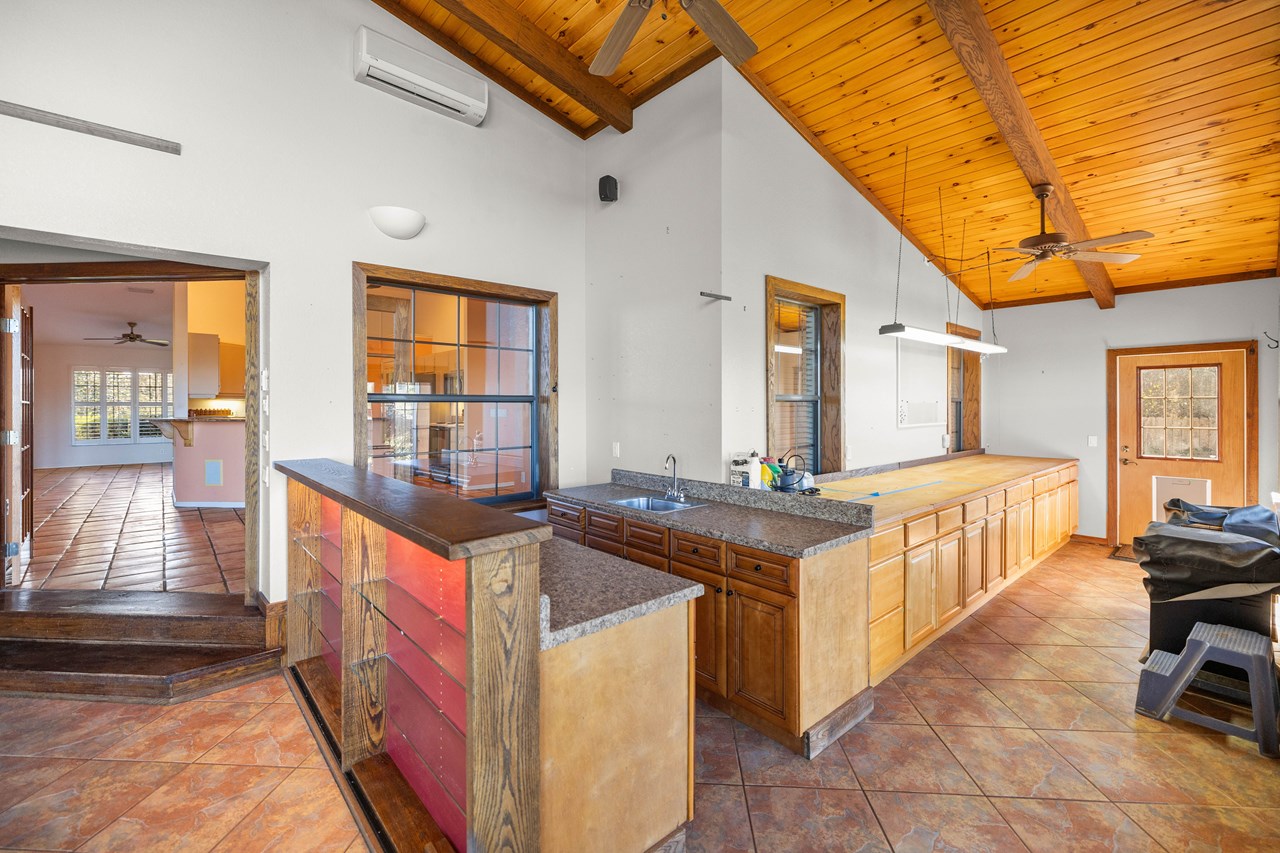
[371,0,1280,309]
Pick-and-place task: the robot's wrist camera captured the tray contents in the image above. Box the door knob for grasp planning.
[1121,458,1134,465]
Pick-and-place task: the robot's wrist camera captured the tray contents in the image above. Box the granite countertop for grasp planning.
[545,483,871,558]
[538,537,701,651]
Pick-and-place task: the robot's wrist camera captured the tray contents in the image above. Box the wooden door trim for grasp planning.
[764,276,845,474]
[1105,339,1258,545]
[946,323,982,452]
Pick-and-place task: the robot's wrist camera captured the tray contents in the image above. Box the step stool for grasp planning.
[1135,621,1279,758]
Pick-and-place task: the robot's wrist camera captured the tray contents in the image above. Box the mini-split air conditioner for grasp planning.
[354,26,488,126]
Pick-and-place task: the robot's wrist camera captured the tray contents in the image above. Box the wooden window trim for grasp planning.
[946,322,982,452]
[764,276,844,474]
[352,262,559,494]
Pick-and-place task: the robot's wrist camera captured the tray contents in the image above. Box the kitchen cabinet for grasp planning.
[671,561,727,695]
[1018,499,1034,567]
[726,578,796,730]
[188,333,221,397]
[218,343,246,397]
[904,543,937,646]
[962,520,986,606]
[935,531,963,626]
[986,511,1005,588]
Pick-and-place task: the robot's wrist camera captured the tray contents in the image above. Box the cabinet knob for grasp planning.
[692,546,700,554]
[753,564,762,572]
[726,589,734,596]
[714,586,722,594]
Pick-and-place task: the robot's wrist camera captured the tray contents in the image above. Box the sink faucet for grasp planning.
[664,454,684,502]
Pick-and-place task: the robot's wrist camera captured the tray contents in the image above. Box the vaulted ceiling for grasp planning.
[371,0,1280,309]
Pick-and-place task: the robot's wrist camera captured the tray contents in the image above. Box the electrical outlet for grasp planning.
[941,433,950,449]
[1087,435,1099,447]
[612,441,621,458]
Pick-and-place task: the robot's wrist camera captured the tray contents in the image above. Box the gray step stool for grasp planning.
[1136,621,1279,758]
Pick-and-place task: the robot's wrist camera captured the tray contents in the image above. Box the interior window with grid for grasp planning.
[1140,366,1219,460]
[72,367,173,446]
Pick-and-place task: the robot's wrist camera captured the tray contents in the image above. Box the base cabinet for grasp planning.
[726,578,796,729]
[962,520,986,605]
[904,544,937,647]
[935,531,963,625]
[985,512,1004,588]
[671,561,727,696]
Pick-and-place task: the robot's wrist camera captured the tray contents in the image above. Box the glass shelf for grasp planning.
[294,534,343,585]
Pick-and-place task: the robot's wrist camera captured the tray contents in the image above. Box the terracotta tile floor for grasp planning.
[688,542,1280,853]
[0,673,366,852]
[16,465,244,594]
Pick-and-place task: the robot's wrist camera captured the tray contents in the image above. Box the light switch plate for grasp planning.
[612,441,621,458]
[1087,435,1099,447]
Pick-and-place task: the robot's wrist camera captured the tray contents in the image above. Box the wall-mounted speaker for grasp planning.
[599,175,618,203]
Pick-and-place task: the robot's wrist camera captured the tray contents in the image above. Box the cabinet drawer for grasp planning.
[671,530,724,573]
[963,497,987,523]
[985,490,1005,513]
[1033,475,1054,496]
[869,555,906,622]
[869,608,906,678]
[868,525,905,563]
[549,522,584,545]
[936,505,963,535]
[727,543,797,595]
[624,518,668,555]
[585,534,624,557]
[625,547,668,572]
[1060,465,1078,484]
[546,499,583,527]
[585,509,624,542]
[905,514,938,548]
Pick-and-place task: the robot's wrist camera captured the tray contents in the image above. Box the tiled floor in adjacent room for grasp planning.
[15,465,245,594]
[0,673,364,852]
[689,542,1280,853]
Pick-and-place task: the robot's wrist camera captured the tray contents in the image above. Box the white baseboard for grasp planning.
[171,491,245,509]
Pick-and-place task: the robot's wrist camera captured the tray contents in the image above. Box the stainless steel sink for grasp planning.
[608,495,706,513]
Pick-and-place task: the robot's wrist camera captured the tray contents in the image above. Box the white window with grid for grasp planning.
[72,367,173,446]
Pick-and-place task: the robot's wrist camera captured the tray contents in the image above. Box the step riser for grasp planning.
[0,650,281,702]
[0,614,265,647]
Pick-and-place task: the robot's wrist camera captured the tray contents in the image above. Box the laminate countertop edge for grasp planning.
[545,484,872,559]
[538,537,702,651]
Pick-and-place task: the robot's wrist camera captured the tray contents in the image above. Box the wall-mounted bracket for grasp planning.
[700,291,732,302]
[150,419,194,447]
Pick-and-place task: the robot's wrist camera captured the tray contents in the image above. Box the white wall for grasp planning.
[584,62,988,482]
[984,279,1280,538]
[34,344,175,469]
[583,65,724,482]
[1,0,587,599]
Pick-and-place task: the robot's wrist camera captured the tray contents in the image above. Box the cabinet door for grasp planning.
[1056,484,1071,545]
[1068,480,1079,536]
[726,579,795,729]
[985,512,1004,588]
[962,520,986,606]
[936,531,963,626]
[1003,505,1020,576]
[218,343,246,397]
[188,333,221,397]
[672,562,727,696]
[1018,499,1034,566]
[904,543,937,647]
[1033,493,1052,558]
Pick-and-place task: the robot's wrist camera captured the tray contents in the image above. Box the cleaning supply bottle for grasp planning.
[759,461,776,490]
[748,451,762,489]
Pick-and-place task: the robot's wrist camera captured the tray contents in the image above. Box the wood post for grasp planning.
[285,480,322,665]
[341,507,388,770]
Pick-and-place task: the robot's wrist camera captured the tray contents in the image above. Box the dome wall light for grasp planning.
[368,206,426,240]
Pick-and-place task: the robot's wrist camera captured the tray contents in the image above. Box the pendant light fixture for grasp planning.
[879,146,965,347]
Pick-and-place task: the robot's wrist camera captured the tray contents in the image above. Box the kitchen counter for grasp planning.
[546,481,870,558]
[538,536,701,650]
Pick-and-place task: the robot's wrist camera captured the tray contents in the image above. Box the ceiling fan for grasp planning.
[83,322,170,347]
[996,184,1153,282]
[590,0,758,76]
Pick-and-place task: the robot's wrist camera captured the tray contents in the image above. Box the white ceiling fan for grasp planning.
[590,0,758,76]
[997,184,1153,282]
[83,321,170,347]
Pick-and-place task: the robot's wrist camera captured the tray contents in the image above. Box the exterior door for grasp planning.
[1112,342,1256,545]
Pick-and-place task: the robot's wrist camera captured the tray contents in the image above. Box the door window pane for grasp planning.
[1139,366,1218,460]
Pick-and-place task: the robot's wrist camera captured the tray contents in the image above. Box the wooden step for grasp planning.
[0,638,281,702]
[0,589,265,647]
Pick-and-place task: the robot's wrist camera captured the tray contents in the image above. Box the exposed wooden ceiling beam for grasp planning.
[0,260,241,283]
[926,0,1116,309]
[735,66,986,310]
[369,0,589,138]
[427,0,634,133]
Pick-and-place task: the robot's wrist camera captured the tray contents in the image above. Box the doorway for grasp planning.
[1107,340,1258,545]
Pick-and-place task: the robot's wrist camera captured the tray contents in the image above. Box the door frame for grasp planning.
[0,260,265,606]
[1105,339,1258,545]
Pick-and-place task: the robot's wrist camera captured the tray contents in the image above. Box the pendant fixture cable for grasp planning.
[986,249,999,345]
[891,146,910,325]
[956,218,967,326]
[939,188,950,328]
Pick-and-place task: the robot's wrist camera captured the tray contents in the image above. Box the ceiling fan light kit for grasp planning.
[590,0,758,76]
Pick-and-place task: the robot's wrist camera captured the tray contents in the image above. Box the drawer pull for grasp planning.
[692,546,700,554]
[753,564,762,572]
[714,586,722,594]
[726,590,734,596]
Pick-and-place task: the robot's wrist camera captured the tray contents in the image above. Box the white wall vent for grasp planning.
[354,26,488,127]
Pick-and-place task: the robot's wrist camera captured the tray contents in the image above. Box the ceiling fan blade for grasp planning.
[681,0,758,66]
[1068,230,1154,251]
[143,340,170,347]
[114,339,128,345]
[589,0,652,76]
[1065,250,1141,264]
[993,246,1039,255]
[83,337,120,341]
[1008,258,1044,282]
